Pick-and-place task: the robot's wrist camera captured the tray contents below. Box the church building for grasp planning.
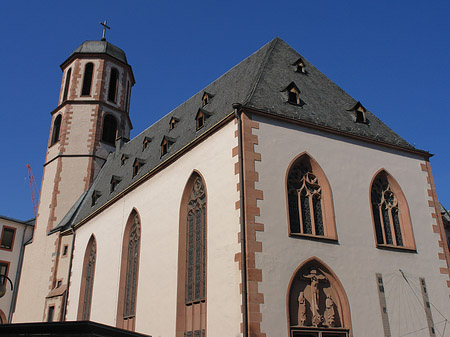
[9,36,450,337]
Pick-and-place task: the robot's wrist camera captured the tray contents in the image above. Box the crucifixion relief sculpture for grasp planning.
[295,268,340,328]
[303,269,328,327]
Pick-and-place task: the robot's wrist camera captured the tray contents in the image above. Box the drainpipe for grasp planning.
[234,103,248,337]
[62,225,76,321]
[7,226,27,323]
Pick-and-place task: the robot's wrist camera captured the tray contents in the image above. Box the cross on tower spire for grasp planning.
[100,20,110,41]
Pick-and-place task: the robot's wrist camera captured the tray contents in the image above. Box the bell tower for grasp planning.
[13,38,135,322]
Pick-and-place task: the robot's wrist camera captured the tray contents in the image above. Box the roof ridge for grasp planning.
[243,37,280,105]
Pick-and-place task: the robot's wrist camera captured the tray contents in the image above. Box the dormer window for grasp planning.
[91,190,101,207]
[202,92,214,107]
[132,158,145,177]
[282,82,302,105]
[121,154,129,166]
[161,138,168,156]
[169,117,179,130]
[143,137,152,150]
[195,108,212,131]
[110,176,122,193]
[161,136,176,157]
[293,58,307,74]
[348,102,368,124]
[197,111,204,129]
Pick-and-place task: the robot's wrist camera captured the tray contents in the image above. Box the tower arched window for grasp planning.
[108,68,119,103]
[51,115,62,146]
[101,114,118,145]
[370,170,415,250]
[77,236,96,320]
[62,68,72,102]
[81,63,94,96]
[286,153,337,240]
[176,173,207,337]
[117,212,141,331]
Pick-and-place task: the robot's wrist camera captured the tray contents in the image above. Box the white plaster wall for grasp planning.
[68,121,242,337]
[252,115,450,337]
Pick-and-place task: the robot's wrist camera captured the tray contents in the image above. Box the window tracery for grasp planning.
[185,177,206,304]
[176,173,207,337]
[288,159,324,236]
[117,212,141,331]
[80,238,96,320]
[287,154,337,240]
[370,171,413,248]
[123,216,140,320]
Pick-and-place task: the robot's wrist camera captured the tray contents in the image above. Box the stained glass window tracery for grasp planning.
[123,215,141,319]
[371,172,404,246]
[287,158,324,237]
[185,177,206,304]
[81,239,96,320]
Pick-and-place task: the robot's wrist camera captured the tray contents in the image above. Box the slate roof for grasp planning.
[58,37,426,230]
[70,40,128,64]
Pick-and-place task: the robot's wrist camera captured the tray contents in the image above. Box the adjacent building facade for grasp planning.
[10,37,450,337]
[0,215,34,323]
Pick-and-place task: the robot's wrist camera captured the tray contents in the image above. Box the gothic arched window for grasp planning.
[101,114,117,145]
[77,236,96,320]
[176,173,207,337]
[370,170,415,250]
[51,114,62,146]
[117,212,141,331]
[62,68,71,102]
[81,63,94,96]
[108,68,119,103]
[287,154,337,240]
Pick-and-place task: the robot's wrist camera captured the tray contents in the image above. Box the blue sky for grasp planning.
[1,1,449,220]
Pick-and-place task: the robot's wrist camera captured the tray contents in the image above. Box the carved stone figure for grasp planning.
[297,291,307,326]
[303,269,327,327]
[325,294,335,327]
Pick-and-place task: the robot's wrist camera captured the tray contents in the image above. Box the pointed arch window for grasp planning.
[287,154,337,240]
[370,170,415,250]
[101,114,118,145]
[62,68,71,102]
[117,212,141,331]
[81,63,94,96]
[51,115,62,146]
[77,236,96,320]
[108,68,119,103]
[176,174,207,337]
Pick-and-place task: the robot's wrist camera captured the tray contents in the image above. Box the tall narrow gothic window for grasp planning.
[370,170,415,249]
[176,174,207,337]
[287,154,337,240]
[117,212,141,331]
[51,115,62,146]
[62,68,71,102]
[77,236,96,320]
[101,114,117,145]
[108,68,119,103]
[81,63,94,96]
